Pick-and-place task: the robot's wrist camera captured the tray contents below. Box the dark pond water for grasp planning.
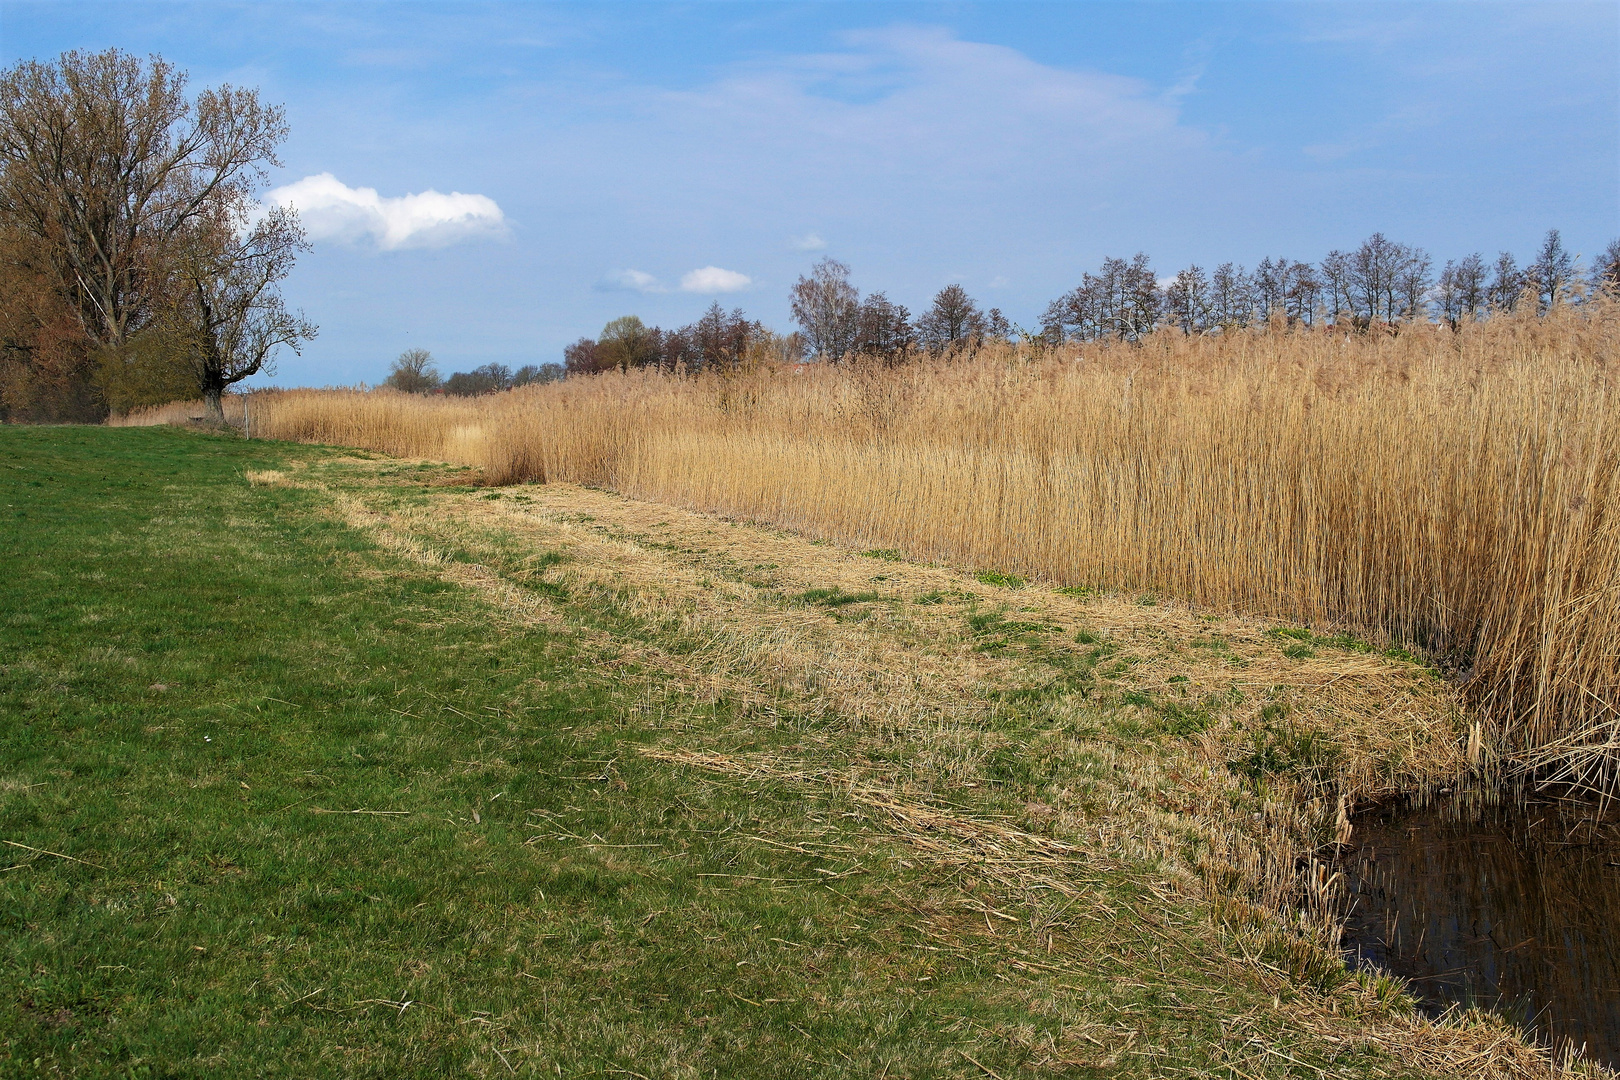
[1338,795,1620,1066]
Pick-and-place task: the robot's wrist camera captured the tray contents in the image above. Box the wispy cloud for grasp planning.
[680,266,752,293]
[791,233,826,251]
[598,268,664,292]
[267,173,507,250]
[597,266,752,294]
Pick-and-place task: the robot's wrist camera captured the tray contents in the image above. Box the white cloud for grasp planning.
[791,233,826,251]
[266,172,506,250]
[598,268,664,292]
[679,266,752,293]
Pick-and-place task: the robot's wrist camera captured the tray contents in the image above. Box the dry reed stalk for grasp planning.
[225,306,1620,781]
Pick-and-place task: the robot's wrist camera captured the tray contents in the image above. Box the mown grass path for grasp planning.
[0,428,1558,1078]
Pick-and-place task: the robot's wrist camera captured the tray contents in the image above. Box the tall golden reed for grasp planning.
[175,307,1620,780]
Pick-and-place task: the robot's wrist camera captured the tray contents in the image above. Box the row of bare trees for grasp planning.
[0,49,314,422]
[563,228,1610,377]
[555,226,1616,381]
[548,263,1012,383]
[1045,230,1615,344]
[772,232,1616,362]
[790,259,1009,362]
[381,348,563,395]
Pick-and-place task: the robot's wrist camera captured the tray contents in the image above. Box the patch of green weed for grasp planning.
[798,587,881,607]
[1156,702,1212,737]
[861,548,903,561]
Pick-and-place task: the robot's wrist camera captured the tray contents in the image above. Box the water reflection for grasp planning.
[1338,797,1620,1067]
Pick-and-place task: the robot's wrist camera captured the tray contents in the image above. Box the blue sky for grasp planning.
[3,1,1617,385]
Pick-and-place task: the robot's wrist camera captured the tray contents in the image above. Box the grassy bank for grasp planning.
[132,309,1620,787]
[0,426,1580,1077]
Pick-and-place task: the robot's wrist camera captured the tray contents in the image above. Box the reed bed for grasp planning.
[108,393,246,428]
[162,307,1620,782]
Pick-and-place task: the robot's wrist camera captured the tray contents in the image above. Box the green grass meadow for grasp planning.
[1,427,1429,1078]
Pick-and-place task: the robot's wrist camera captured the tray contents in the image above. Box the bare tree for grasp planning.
[1045,255,1160,343]
[1591,239,1620,298]
[983,308,1011,340]
[687,303,760,372]
[1528,229,1576,312]
[1318,250,1353,325]
[1489,252,1524,311]
[1394,246,1433,323]
[1283,262,1320,326]
[0,215,104,420]
[1453,253,1488,319]
[789,257,859,360]
[0,49,286,352]
[160,202,314,420]
[1252,258,1288,319]
[563,337,609,376]
[1348,234,1400,324]
[1343,234,1431,326]
[853,292,914,364]
[512,362,564,386]
[1118,254,1161,340]
[653,328,693,372]
[1436,254,1488,330]
[1209,263,1253,331]
[917,284,985,353]
[1043,274,1095,343]
[445,363,513,396]
[384,348,441,392]
[1165,265,1210,333]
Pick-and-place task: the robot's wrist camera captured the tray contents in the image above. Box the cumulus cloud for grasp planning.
[791,233,826,251]
[679,266,752,293]
[266,172,507,250]
[598,268,664,292]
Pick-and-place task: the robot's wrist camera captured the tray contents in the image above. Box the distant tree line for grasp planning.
[381,348,563,395]
[788,259,1010,363]
[1043,229,1617,344]
[561,303,802,378]
[0,49,314,422]
[549,264,1013,382]
[541,231,1616,382]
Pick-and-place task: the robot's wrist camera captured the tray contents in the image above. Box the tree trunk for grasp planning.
[203,385,224,424]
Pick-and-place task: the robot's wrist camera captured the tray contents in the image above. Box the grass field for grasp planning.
[0,427,1581,1078]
